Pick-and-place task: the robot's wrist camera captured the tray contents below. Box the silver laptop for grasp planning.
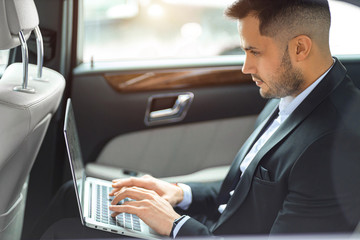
[63,98,161,239]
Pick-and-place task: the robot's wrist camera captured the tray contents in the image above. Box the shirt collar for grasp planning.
[278,59,335,119]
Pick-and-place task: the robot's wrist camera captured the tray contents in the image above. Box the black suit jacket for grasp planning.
[177,59,360,236]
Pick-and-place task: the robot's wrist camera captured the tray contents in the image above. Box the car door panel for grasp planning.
[71,63,266,179]
[88,114,257,180]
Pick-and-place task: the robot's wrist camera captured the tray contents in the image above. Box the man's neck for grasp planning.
[280,57,335,116]
[292,56,335,98]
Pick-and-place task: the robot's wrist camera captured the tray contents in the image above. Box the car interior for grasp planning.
[0,0,360,239]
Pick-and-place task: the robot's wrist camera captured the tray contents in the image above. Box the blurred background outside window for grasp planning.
[81,0,360,63]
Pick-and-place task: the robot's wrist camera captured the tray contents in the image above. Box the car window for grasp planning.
[0,50,9,77]
[81,0,240,63]
[329,1,360,55]
[79,0,360,63]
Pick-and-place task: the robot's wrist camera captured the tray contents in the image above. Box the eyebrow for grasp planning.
[243,46,259,51]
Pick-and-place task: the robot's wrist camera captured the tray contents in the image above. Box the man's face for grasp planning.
[238,15,304,98]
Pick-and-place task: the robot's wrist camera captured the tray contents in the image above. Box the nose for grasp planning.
[241,55,255,75]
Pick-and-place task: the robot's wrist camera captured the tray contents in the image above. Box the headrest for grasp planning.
[0,0,39,50]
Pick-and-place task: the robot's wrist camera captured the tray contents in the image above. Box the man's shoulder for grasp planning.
[328,73,360,130]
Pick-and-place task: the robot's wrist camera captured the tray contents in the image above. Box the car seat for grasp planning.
[0,0,65,239]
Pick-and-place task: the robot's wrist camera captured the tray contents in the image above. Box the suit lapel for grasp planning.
[212,59,347,231]
[217,100,279,204]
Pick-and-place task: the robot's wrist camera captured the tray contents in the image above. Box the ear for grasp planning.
[289,35,312,62]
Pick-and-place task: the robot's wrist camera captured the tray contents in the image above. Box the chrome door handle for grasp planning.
[150,94,191,119]
[145,92,194,126]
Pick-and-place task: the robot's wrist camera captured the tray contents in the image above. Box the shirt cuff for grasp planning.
[172,215,191,238]
[175,183,192,210]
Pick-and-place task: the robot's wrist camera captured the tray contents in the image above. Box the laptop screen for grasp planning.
[63,98,86,223]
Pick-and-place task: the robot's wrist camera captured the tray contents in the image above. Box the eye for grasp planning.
[251,50,260,56]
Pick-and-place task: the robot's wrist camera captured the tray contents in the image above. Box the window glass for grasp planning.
[0,50,9,76]
[329,1,360,55]
[81,0,360,63]
[82,0,239,62]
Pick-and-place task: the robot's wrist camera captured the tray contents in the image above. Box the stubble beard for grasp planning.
[259,48,305,99]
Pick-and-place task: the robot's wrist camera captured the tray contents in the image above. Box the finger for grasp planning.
[110,178,143,196]
[111,211,120,218]
[113,199,147,209]
[112,174,152,183]
[110,199,151,218]
[109,204,140,217]
[112,177,152,189]
[111,187,156,205]
[128,186,157,195]
[110,177,154,195]
[109,188,122,196]
[109,178,159,196]
[141,174,152,179]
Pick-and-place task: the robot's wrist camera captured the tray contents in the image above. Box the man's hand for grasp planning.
[109,186,181,236]
[109,175,184,206]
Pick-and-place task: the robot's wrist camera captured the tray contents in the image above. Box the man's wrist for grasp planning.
[171,183,184,206]
[175,183,192,210]
[170,215,190,238]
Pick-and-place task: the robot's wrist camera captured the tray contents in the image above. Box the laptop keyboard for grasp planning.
[95,185,142,232]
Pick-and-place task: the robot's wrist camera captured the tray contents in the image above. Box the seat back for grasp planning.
[0,0,65,238]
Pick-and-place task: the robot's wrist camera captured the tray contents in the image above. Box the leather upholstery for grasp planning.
[0,0,38,50]
[0,63,65,239]
[0,0,65,238]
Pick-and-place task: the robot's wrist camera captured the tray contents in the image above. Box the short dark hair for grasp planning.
[225,0,331,44]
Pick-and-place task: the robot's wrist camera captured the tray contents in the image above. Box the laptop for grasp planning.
[63,98,161,239]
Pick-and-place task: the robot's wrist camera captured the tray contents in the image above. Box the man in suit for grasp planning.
[108,0,360,237]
